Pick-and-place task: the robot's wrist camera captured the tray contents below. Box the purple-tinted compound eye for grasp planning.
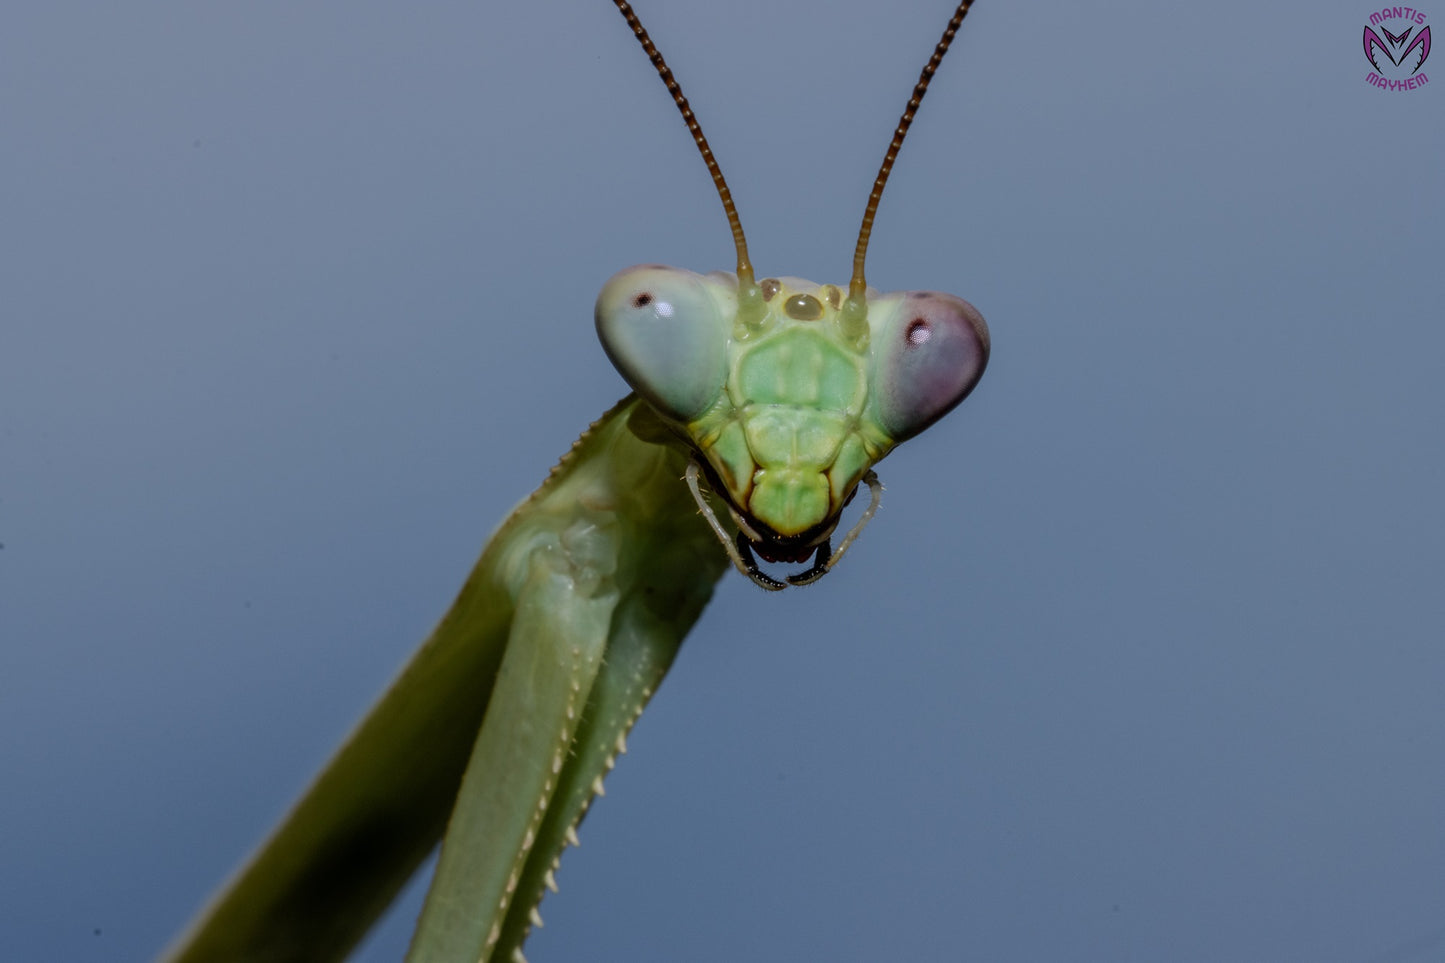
[595,265,731,423]
[868,291,990,441]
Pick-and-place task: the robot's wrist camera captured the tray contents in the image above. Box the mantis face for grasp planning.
[597,265,989,587]
[586,0,986,590]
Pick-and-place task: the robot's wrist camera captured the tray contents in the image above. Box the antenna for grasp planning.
[611,1,764,321]
[841,0,978,333]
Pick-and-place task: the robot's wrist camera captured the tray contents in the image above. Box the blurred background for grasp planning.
[3,1,1442,960]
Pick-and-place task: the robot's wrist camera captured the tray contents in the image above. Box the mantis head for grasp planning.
[597,268,988,588]
[596,0,987,590]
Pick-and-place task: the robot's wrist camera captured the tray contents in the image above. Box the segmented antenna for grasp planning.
[611,1,763,319]
[842,0,978,328]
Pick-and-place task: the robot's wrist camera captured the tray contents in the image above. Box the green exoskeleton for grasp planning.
[162,1,988,961]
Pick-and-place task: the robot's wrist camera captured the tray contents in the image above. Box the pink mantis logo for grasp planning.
[1364,6,1432,90]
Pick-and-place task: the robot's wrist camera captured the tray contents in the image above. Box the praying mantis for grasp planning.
[162,1,988,960]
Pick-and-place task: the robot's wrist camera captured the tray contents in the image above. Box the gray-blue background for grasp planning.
[3,2,1442,960]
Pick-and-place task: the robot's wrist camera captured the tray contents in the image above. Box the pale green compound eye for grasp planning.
[869,291,991,441]
[596,265,730,423]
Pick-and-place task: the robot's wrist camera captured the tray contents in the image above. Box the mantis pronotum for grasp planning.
[164,1,987,960]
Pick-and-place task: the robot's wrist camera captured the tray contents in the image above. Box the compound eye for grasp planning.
[869,291,990,441]
[595,265,730,422]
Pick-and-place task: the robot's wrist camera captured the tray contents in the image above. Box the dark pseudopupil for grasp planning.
[906,318,931,346]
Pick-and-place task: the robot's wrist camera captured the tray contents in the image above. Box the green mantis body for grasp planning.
[164,2,987,960]
[164,395,726,962]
